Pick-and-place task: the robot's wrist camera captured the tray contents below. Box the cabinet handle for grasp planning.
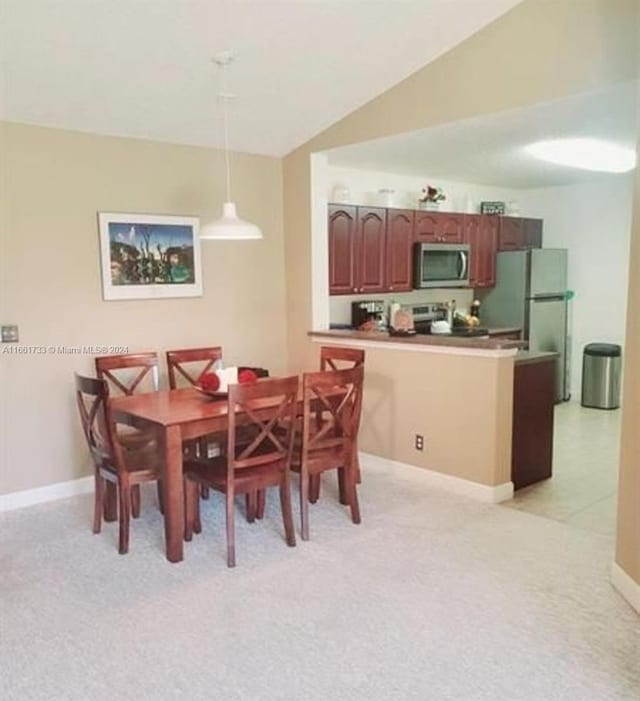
[389,286,394,290]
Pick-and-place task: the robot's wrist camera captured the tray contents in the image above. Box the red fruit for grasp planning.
[238,369,258,384]
[199,372,220,392]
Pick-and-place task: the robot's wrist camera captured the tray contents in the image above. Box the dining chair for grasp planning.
[75,373,161,554]
[319,346,365,371]
[291,365,364,540]
[95,352,160,512]
[314,346,365,500]
[166,346,223,389]
[183,376,299,567]
[166,346,225,501]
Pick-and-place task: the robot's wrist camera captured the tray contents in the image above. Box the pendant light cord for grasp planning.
[219,58,232,203]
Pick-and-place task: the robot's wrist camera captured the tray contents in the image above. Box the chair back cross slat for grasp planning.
[95,353,159,396]
[166,347,223,389]
[320,346,365,372]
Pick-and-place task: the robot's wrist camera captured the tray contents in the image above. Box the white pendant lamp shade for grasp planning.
[201,52,262,241]
[200,202,262,240]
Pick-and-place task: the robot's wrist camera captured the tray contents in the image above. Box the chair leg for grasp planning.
[280,474,296,548]
[300,468,310,541]
[256,489,266,519]
[156,481,164,514]
[118,483,131,555]
[309,474,321,503]
[93,473,104,534]
[131,484,141,518]
[184,479,195,542]
[226,488,236,568]
[246,492,257,523]
[354,450,362,484]
[347,468,361,525]
[337,467,349,505]
[194,492,202,534]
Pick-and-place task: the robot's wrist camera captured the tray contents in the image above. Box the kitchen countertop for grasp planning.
[514,350,559,365]
[310,329,525,352]
[486,327,522,336]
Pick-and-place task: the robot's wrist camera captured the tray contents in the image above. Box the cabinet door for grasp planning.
[498,217,525,250]
[385,209,414,292]
[464,214,482,287]
[479,215,498,287]
[523,218,543,248]
[328,205,357,295]
[356,207,386,293]
[414,212,439,242]
[438,213,464,243]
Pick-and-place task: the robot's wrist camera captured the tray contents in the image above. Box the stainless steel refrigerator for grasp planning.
[480,249,570,402]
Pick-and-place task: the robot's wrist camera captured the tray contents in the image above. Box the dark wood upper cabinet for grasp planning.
[356,207,386,293]
[464,214,497,289]
[385,209,414,292]
[414,211,463,243]
[499,216,543,250]
[438,213,465,243]
[414,212,439,242]
[328,205,357,295]
[498,216,525,250]
[523,218,543,248]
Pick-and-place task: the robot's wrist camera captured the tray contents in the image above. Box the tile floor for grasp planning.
[504,400,621,537]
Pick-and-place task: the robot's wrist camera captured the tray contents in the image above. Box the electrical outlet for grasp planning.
[415,434,424,451]
[1,325,19,342]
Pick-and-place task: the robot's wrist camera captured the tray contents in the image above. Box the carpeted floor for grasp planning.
[1,458,638,701]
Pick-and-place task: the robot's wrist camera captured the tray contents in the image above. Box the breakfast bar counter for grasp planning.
[309,329,524,354]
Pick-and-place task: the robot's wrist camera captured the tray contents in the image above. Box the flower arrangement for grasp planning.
[419,185,446,203]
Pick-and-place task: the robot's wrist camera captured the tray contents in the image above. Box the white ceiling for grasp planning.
[0,0,522,156]
[327,82,640,188]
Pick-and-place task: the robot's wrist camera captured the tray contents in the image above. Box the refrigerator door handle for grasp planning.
[529,293,566,302]
[458,251,468,281]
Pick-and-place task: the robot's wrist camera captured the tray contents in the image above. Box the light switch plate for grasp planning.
[1,325,19,342]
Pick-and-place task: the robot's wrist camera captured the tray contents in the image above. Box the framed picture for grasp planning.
[98,212,202,300]
[480,201,506,215]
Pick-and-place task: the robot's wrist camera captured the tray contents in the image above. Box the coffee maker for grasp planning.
[351,300,385,330]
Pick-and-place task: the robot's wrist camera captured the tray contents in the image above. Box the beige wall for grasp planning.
[283,0,640,584]
[352,347,513,487]
[0,122,287,494]
[615,123,640,585]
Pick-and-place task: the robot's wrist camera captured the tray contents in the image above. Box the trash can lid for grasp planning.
[584,343,621,357]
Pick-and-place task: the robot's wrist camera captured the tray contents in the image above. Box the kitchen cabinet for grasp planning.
[385,209,414,292]
[356,207,386,293]
[464,214,498,289]
[512,354,555,489]
[498,216,543,251]
[414,211,464,243]
[328,205,357,295]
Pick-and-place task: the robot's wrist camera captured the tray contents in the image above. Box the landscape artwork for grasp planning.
[98,213,202,300]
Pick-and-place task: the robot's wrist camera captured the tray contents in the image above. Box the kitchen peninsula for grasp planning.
[309,329,556,502]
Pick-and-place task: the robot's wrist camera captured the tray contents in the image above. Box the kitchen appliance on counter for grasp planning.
[479,248,570,401]
[403,303,489,337]
[351,299,386,331]
[413,243,470,289]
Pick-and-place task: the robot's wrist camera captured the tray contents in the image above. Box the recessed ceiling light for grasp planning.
[524,138,636,173]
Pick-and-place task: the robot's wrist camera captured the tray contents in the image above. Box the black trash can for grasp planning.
[581,343,621,409]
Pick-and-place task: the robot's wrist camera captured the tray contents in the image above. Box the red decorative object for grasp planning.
[238,369,258,384]
[199,372,221,392]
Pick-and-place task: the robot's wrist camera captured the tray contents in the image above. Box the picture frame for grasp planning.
[98,212,202,301]
[480,201,506,215]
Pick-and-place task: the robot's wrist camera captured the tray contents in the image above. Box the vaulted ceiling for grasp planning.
[0,0,522,156]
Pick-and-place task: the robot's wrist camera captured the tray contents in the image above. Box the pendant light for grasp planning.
[200,52,262,240]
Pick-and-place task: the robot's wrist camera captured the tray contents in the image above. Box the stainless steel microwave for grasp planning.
[413,242,470,288]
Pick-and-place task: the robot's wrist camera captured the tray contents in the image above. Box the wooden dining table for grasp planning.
[111,386,290,562]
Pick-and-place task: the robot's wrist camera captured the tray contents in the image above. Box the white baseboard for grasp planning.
[0,476,94,512]
[359,452,514,504]
[611,562,640,615]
